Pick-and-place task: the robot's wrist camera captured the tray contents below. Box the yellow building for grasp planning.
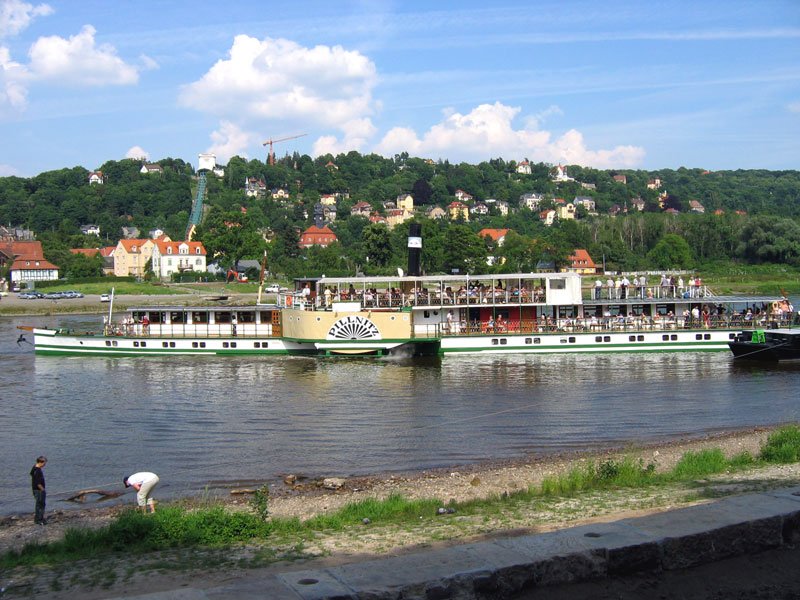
[447,201,469,221]
[112,239,157,277]
[396,193,414,212]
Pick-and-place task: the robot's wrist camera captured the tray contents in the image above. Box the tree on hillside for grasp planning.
[411,179,433,205]
[194,207,264,269]
[496,231,538,272]
[737,216,800,265]
[362,223,393,267]
[647,233,693,269]
[443,224,487,274]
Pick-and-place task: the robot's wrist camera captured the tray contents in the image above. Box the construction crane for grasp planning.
[262,133,307,166]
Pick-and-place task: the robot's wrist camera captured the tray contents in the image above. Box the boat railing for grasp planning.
[440,314,796,336]
[310,288,547,310]
[100,321,281,339]
[583,284,711,302]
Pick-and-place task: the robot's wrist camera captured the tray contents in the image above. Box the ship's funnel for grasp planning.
[407,223,422,276]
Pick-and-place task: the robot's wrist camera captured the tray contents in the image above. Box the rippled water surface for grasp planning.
[2,314,799,515]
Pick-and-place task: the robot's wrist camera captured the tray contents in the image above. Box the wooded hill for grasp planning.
[1,153,799,279]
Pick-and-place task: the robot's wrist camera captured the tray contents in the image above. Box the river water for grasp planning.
[2,314,799,516]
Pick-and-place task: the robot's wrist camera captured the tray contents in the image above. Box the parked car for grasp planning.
[63,290,84,298]
[18,291,43,299]
[43,292,65,299]
[100,293,111,302]
[264,284,289,293]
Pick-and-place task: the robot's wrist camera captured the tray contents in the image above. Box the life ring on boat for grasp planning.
[286,295,293,307]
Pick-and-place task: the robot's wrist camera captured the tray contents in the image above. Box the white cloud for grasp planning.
[0,0,52,38]
[0,162,19,176]
[125,146,149,161]
[524,104,564,129]
[312,118,376,156]
[139,54,158,71]
[181,35,378,147]
[207,120,254,163]
[28,25,138,85]
[0,44,28,111]
[374,102,645,168]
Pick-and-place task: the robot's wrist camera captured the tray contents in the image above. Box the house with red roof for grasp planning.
[563,249,597,274]
[454,189,473,203]
[350,201,373,217]
[69,248,100,258]
[245,177,267,198]
[516,159,531,175]
[0,241,59,285]
[447,201,469,221]
[151,240,207,279]
[299,226,338,248]
[112,239,157,277]
[540,209,556,226]
[385,208,412,230]
[478,228,510,246]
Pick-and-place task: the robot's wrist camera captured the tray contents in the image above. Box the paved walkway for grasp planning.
[110,484,800,599]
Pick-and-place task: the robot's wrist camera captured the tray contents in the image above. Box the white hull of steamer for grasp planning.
[31,327,312,356]
[438,328,735,355]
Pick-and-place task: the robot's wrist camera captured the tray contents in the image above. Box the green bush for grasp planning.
[670,449,727,479]
[760,425,800,463]
[142,506,271,546]
[251,485,270,521]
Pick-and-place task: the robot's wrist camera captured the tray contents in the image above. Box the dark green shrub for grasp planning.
[760,425,800,463]
[671,449,727,479]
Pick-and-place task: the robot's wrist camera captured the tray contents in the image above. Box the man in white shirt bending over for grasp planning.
[124,472,160,513]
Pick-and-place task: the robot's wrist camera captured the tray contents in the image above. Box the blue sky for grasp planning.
[1,0,798,177]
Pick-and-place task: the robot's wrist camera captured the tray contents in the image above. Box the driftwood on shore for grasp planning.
[66,489,123,503]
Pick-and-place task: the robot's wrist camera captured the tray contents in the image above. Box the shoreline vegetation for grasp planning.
[2,425,800,598]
